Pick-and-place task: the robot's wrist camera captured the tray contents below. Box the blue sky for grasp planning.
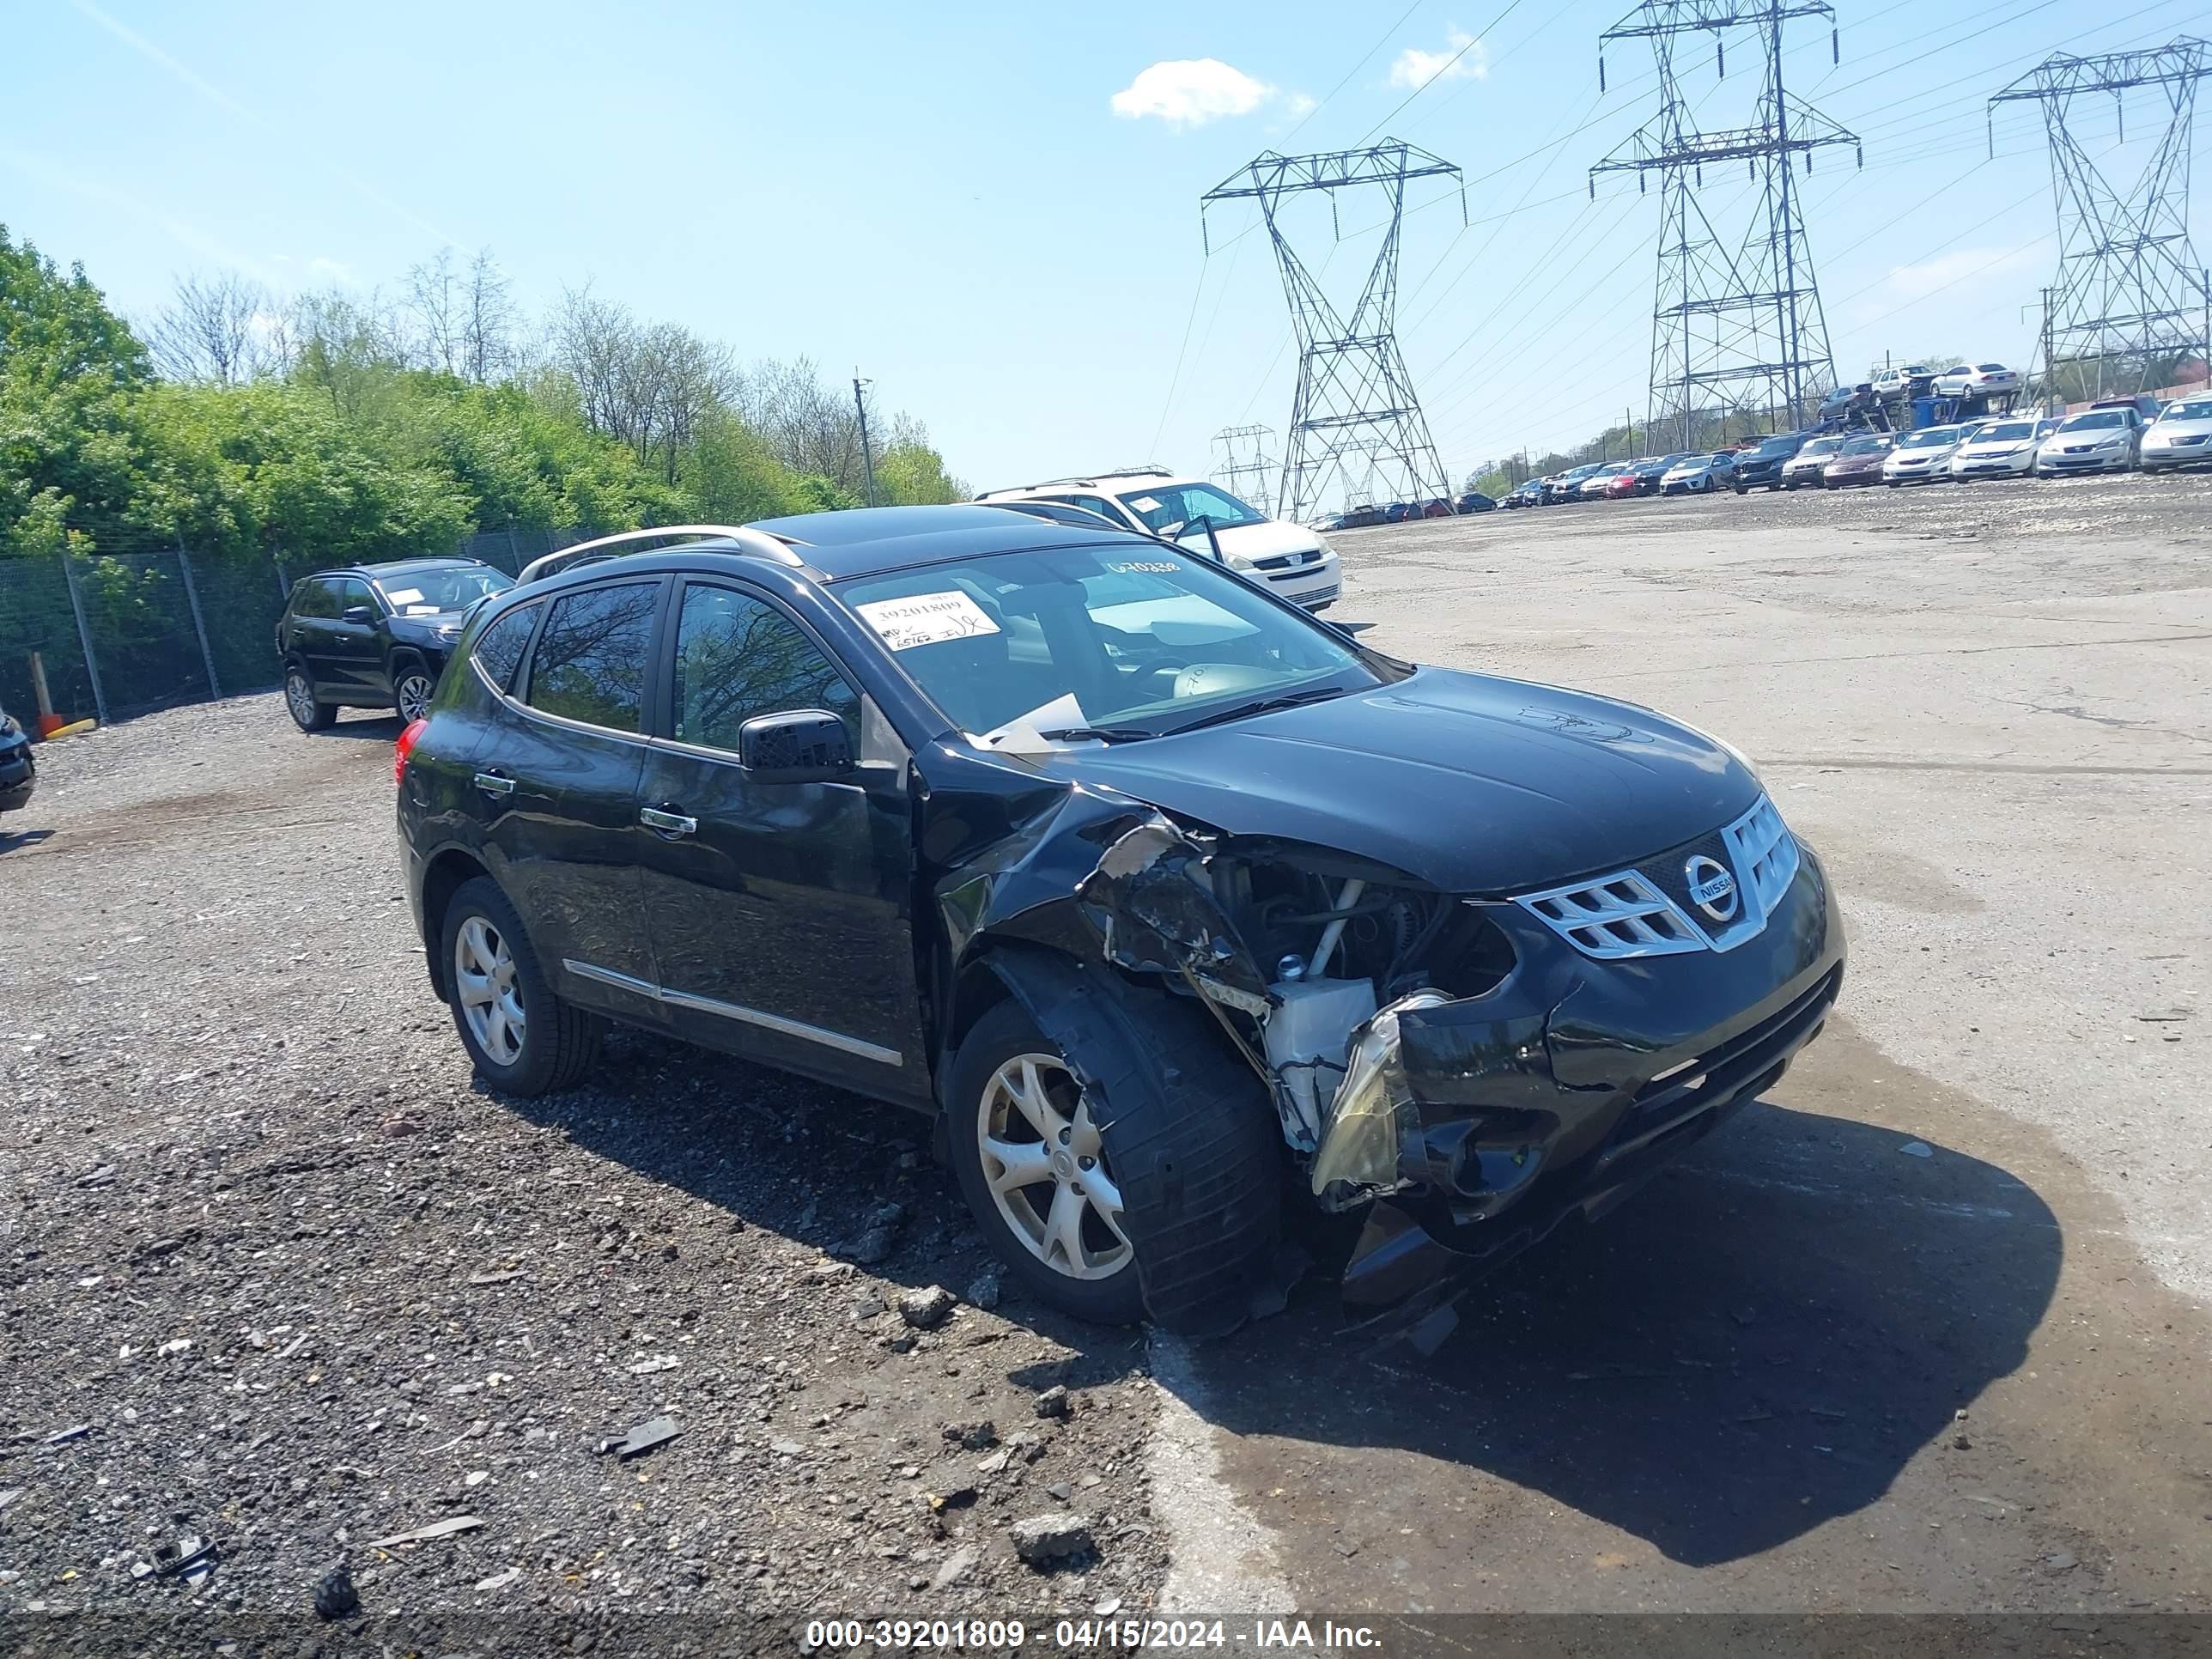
[8,0,2208,495]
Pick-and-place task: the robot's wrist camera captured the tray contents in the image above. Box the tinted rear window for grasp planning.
[525,583,659,733]
[470,603,539,694]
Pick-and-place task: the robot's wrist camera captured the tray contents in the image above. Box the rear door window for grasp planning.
[292,579,340,620]
[470,603,540,694]
[523,582,659,733]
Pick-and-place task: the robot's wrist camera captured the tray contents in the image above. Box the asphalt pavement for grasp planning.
[1150,469,2212,1615]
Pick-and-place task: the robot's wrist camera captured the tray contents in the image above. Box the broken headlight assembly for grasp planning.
[1306,988,1450,1209]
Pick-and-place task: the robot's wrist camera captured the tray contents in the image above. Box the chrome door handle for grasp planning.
[473,771,515,798]
[640,806,697,837]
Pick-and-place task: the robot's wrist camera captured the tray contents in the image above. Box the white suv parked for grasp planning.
[975,469,1342,611]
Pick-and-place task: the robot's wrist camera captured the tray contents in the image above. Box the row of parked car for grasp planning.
[1316,490,1498,530]
[1499,392,2212,506]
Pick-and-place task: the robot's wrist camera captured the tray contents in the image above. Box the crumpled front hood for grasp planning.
[1033,666,1759,894]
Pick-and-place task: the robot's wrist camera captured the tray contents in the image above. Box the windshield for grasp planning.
[1978,422,2035,441]
[1899,428,1959,449]
[1975,364,2006,374]
[374,565,513,615]
[2160,399,2212,420]
[1839,436,1889,456]
[1799,438,1841,456]
[1754,437,1797,455]
[836,544,1385,747]
[2061,411,2125,431]
[1115,482,1266,536]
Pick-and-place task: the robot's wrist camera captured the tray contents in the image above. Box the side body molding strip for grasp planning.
[562,958,904,1067]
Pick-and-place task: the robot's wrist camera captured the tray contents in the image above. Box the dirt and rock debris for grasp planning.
[0,698,1168,1626]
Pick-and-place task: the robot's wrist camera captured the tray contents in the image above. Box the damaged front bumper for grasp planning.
[1317,845,1845,1320]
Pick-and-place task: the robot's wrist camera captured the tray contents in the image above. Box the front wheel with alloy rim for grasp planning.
[438,876,601,1096]
[952,1006,1143,1322]
[283,663,333,732]
[392,657,437,723]
[945,985,1281,1328]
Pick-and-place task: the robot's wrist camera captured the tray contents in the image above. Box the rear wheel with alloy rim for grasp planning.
[393,658,436,723]
[438,876,601,1096]
[284,664,333,732]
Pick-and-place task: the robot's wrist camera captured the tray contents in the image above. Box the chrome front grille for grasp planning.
[1515,795,1801,960]
[1514,871,1706,960]
[1723,793,1798,923]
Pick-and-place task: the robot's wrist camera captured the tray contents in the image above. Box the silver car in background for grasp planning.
[1782,434,1843,488]
[2139,396,2212,472]
[1935,362,2021,401]
[1881,422,1980,485]
[2034,408,2142,475]
[1948,417,2057,480]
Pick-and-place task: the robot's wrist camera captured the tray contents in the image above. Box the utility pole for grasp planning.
[1201,142,1465,523]
[853,374,878,507]
[1593,0,1860,444]
[1992,40,2210,404]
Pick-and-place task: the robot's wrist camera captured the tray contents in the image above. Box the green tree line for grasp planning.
[3,227,967,571]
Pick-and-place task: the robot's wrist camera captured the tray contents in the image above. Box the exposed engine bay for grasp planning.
[1018,805,1844,1334]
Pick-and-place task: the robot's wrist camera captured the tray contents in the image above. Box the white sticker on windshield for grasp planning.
[855,591,1001,651]
[1127,495,1161,513]
[385,587,424,605]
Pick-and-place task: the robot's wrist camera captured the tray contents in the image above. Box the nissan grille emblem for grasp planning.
[1684,854,1739,922]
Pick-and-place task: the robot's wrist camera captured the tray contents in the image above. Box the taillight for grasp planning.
[394,718,428,783]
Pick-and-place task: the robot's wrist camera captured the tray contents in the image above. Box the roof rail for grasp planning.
[514,525,805,588]
[977,464,1177,497]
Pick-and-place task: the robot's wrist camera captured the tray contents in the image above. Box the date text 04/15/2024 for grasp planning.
[1053,1624,1379,1650]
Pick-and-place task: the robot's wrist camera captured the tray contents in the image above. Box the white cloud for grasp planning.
[1110,58,1276,127]
[1284,91,1318,120]
[307,256,357,286]
[1875,246,2041,301]
[1389,27,1489,90]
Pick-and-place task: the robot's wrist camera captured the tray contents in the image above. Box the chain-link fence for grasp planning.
[0,525,605,731]
[0,548,288,727]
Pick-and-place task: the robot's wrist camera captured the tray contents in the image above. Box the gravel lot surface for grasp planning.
[3,464,2209,1646]
[0,702,1164,1637]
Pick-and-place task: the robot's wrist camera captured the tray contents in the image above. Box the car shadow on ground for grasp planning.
[484,1025,2057,1571]
[0,826,56,855]
[1164,1092,2060,1566]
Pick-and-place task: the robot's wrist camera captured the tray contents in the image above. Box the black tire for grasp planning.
[391,653,437,725]
[1733,485,1747,495]
[283,661,334,732]
[947,981,1279,1330]
[437,876,601,1097]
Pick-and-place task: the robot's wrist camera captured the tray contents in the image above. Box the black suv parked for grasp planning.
[396,507,1844,1333]
[277,558,513,731]
[1730,433,1810,492]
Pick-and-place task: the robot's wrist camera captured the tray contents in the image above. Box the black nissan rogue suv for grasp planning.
[278,557,513,731]
[395,507,1844,1333]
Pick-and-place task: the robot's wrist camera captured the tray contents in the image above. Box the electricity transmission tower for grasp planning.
[1202,143,1463,523]
[1210,424,1278,516]
[1991,39,2212,404]
[1593,0,1861,450]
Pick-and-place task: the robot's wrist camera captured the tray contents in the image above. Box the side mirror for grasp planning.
[342,605,375,625]
[738,709,855,785]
